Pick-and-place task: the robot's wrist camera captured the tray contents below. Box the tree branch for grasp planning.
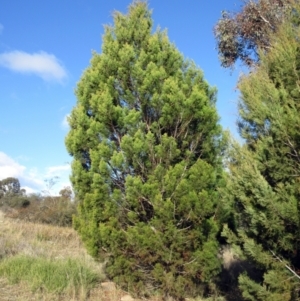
[270,250,300,281]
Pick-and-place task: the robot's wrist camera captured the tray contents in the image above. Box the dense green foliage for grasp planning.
[222,7,300,300]
[66,2,225,299]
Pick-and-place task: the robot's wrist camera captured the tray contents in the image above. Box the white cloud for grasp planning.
[43,164,71,195]
[0,152,43,193]
[21,186,37,195]
[0,152,26,178]
[61,114,70,130]
[46,164,70,177]
[0,24,3,34]
[0,152,71,196]
[0,50,67,82]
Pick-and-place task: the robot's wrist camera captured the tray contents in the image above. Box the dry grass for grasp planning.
[2,206,83,249]
[0,214,87,260]
[0,210,131,301]
[0,277,131,301]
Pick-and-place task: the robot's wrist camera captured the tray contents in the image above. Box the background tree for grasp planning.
[0,177,21,197]
[0,177,29,208]
[214,0,292,68]
[59,186,73,201]
[222,7,300,300]
[66,1,225,299]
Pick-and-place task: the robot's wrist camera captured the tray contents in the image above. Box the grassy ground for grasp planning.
[0,210,226,301]
[0,210,133,301]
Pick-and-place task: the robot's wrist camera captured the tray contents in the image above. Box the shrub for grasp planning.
[66,1,225,299]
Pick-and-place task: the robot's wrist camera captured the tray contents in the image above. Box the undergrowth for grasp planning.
[0,255,99,296]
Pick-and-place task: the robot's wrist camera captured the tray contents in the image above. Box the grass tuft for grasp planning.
[0,255,99,296]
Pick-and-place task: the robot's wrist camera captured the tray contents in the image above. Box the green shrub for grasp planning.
[66,2,225,299]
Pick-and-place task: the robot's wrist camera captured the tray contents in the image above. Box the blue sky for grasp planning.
[0,0,241,195]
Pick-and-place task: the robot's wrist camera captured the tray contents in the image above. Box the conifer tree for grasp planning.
[222,6,300,300]
[65,1,224,299]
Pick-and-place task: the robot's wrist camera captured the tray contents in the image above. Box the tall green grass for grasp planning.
[0,255,99,295]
